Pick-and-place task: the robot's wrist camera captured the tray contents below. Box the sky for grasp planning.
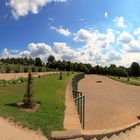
[0,0,140,66]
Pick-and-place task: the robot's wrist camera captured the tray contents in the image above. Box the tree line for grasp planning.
[0,56,140,77]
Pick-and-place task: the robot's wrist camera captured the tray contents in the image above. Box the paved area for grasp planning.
[78,75,140,130]
[0,117,47,140]
[64,79,82,130]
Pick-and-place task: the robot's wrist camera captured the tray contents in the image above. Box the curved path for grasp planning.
[0,118,47,140]
[78,75,140,130]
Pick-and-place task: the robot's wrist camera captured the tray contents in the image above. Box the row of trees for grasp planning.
[0,56,140,77]
[48,58,140,77]
[0,57,43,67]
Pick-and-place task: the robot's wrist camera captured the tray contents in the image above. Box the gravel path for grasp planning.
[78,75,140,130]
[0,72,59,80]
[0,118,47,140]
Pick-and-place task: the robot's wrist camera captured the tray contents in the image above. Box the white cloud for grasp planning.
[2,48,10,57]
[74,29,93,42]
[6,0,67,19]
[104,12,108,18]
[123,39,140,53]
[20,43,53,58]
[114,16,126,28]
[134,28,140,35]
[51,26,71,36]
[74,28,115,48]
[118,31,134,44]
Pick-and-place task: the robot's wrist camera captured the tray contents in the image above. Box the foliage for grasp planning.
[47,55,55,64]
[23,73,35,109]
[59,72,63,80]
[130,62,140,77]
[72,73,85,90]
[1,56,140,78]
[35,57,42,67]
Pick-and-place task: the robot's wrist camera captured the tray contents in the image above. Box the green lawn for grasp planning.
[0,73,73,139]
[109,76,140,86]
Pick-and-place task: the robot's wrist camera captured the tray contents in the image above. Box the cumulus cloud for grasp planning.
[117,31,140,53]
[114,16,126,28]
[134,28,140,35]
[74,28,115,49]
[2,48,10,57]
[19,43,53,59]
[50,26,71,36]
[104,12,108,18]
[123,39,140,53]
[118,31,134,44]
[6,0,67,19]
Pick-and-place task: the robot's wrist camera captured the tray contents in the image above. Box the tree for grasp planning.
[47,55,55,64]
[23,73,36,109]
[130,62,140,77]
[35,57,42,67]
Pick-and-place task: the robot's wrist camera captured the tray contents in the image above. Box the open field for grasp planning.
[0,72,59,80]
[0,73,72,139]
[78,75,140,130]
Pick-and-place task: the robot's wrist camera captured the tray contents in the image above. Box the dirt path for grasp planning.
[0,72,59,80]
[0,117,47,140]
[78,75,140,130]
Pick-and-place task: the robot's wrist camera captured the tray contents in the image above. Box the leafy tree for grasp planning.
[47,55,55,64]
[35,57,42,67]
[130,62,140,77]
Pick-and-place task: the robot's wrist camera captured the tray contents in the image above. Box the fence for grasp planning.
[72,73,85,129]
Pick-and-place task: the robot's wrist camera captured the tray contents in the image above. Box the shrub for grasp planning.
[24,66,28,73]
[59,72,63,80]
[31,67,36,72]
[5,65,11,73]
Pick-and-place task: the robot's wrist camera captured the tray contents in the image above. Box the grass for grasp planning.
[0,73,73,139]
[109,76,140,86]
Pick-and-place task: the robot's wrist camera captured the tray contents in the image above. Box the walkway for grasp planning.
[78,75,140,130]
[0,117,47,140]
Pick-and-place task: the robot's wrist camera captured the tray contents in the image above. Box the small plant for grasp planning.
[59,72,63,80]
[67,71,69,76]
[22,73,36,109]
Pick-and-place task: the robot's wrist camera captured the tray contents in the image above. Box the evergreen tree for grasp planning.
[23,73,35,108]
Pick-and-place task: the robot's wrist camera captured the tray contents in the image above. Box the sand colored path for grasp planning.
[78,75,140,130]
[0,118,47,140]
[0,72,59,80]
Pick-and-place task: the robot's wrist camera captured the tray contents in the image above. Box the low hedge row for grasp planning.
[72,73,85,90]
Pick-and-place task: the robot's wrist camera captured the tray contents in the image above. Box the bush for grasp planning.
[24,66,28,73]
[72,73,85,90]
[31,67,36,72]
[5,65,11,73]
[59,72,63,80]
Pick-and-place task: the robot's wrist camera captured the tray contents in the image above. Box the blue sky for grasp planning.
[0,0,140,66]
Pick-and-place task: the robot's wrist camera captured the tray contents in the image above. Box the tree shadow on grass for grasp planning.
[5,101,41,109]
[5,103,18,108]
